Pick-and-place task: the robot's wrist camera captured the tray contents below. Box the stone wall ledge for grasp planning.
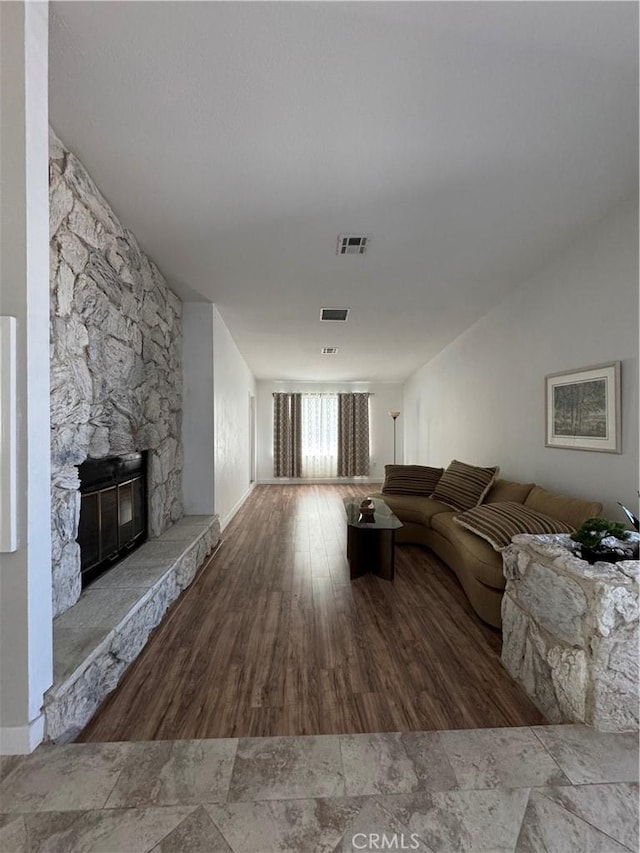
[508,533,639,584]
[43,515,220,743]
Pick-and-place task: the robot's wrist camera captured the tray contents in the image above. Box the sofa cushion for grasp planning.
[430,512,506,589]
[454,501,574,551]
[382,464,444,496]
[524,486,603,529]
[430,459,499,511]
[373,493,454,527]
[483,479,535,505]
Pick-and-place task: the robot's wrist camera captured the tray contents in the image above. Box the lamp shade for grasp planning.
[389,411,400,419]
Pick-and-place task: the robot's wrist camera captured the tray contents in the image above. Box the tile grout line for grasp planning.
[337,733,348,799]
[431,728,462,790]
[222,739,241,805]
[23,813,31,853]
[511,796,531,853]
[219,792,378,807]
[200,804,241,853]
[509,785,533,853]
[534,784,639,852]
[146,804,205,853]
[527,725,576,785]
[100,746,137,811]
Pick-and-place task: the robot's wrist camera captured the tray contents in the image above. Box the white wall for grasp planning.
[213,307,257,528]
[182,304,215,515]
[182,305,257,529]
[404,196,639,520]
[0,0,53,753]
[256,380,404,482]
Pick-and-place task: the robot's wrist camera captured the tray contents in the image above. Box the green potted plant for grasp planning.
[571,517,635,564]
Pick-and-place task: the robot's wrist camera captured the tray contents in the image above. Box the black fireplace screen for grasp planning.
[77,452,147,587]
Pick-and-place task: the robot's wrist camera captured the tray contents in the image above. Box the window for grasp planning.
[273,391,370,479]
[301,394,338,478]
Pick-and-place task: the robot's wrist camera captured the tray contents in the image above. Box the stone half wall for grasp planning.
[49,129,183,617]
[501,533,639,733]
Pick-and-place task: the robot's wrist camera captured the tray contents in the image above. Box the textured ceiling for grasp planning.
[49,1,638,381]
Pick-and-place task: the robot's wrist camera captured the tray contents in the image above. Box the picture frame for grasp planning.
[545,361,621,453]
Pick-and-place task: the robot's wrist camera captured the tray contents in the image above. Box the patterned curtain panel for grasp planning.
[337,393,370,477]
[273,393,302,477]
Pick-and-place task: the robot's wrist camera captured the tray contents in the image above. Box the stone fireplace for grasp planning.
[49,129,183,617]
[43,129,221,743]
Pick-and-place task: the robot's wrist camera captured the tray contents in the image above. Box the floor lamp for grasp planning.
[389,411,400,464]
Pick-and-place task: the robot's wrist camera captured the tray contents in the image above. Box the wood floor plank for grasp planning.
[77,483,546,742]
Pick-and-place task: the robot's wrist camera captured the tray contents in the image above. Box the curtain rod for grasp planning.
[272,392,373,396]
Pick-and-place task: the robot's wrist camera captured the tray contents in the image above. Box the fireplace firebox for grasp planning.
[77,452,147,587]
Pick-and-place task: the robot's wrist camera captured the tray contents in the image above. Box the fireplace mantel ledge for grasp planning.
[44,514,221,743]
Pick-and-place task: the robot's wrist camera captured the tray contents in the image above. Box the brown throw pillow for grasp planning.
[483,479,535,505]
[454,501,574,551]
[430,459,499,511]
[382,464,444,496]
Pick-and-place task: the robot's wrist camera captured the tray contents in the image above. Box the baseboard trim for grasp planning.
[0,713,45,755]
[257,478,383,486]
[219,482,256,531]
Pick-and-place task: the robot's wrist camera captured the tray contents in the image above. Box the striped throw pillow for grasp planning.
[382,464,444,496]
[454,501,574,551]
[430,459,499,511]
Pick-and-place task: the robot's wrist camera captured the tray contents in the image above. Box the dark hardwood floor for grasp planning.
[78,484,545,742]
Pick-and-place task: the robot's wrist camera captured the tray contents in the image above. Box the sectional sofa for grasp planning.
[372,464,602,628]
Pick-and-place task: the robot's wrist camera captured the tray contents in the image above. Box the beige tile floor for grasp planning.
[0,725,637,852]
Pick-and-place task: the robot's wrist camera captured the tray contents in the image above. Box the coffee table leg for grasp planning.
[347,525,368,580]
[375,529,395,581]
[347,527,395,581]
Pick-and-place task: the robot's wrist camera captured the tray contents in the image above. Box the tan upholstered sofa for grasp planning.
[372,478,602,628]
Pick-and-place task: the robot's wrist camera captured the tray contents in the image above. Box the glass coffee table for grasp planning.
[343,497,403,581]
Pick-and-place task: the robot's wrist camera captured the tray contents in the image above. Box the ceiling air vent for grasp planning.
[320,307,350,322]
[321,347,339,355]
[337,234,368,255]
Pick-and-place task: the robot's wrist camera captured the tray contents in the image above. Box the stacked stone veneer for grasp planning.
[502,533,639,732]
[49,129,183,617]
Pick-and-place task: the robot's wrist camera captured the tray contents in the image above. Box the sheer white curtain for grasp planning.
[301,394,338,478]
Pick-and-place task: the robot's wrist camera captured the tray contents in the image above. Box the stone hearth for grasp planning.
[44,515,220,743]
[501,533,639,732]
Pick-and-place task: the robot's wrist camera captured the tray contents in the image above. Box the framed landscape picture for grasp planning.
[545,362,621,453]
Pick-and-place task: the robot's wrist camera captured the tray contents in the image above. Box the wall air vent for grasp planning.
[320,307,350,322]
[321,347,339,355]
[337,234,368,255]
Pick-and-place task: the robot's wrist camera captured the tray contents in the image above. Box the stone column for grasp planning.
[0,1,53,753]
